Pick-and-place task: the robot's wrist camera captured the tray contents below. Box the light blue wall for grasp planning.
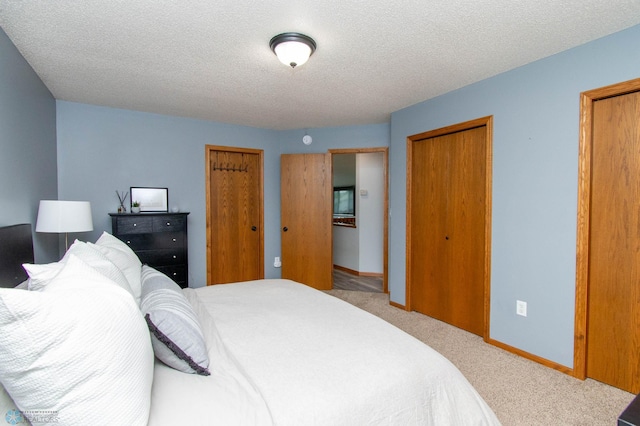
[279,124,390,154]
[56,101,282,287]
[0,27,58,263]
[55,105,389,287]
[389,24,640,368]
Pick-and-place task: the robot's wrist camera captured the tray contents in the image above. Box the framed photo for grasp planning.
[130,187,168,212]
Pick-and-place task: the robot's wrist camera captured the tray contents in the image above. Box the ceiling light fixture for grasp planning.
[270,32,316,68]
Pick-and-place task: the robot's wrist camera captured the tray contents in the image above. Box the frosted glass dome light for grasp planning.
[270,33,316,68]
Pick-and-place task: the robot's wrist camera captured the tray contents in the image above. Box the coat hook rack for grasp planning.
[211,152,249,172]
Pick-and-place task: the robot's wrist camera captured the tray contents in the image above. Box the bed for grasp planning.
[0,224,501,425]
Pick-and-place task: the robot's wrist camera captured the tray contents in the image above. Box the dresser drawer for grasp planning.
[117,233,184,251]
[150,232,184,249]
[114,216,153,234]
[137,249,186,266]
[152,216,186,233]
[154,265,187,286]
[115,234,152,250]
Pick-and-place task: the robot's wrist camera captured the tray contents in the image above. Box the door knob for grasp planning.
[251,226,257,231]
[445,236,449,240]
[283,227,288,232]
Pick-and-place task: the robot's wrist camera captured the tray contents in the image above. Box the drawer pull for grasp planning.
[172,272,177,276]
[166,222,171,226]
[126,240,131,244]
[173,255,177,259]
[172,238,176,242]
[133,223,137,227]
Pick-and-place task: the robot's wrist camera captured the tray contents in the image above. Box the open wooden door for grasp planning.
[280,153,332,290]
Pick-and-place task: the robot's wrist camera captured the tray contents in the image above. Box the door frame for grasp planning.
[205,145,264,285]
[329,147,389,293]
[573,77,640,380]
[406,116,493,340]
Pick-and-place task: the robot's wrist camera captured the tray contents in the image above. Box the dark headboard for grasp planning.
[0,224,34,288]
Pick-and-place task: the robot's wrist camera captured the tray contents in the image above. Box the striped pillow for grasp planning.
[139,266,210,375]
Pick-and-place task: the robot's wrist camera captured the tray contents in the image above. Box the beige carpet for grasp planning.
[325,289,635,426]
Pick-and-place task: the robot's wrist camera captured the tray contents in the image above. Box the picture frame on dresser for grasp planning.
[130,187,168,212]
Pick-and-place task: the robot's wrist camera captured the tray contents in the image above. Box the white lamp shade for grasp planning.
[274,41,313,68]
[36,200,93,233]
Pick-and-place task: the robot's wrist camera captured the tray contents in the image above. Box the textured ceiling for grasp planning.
[1,1,639,130]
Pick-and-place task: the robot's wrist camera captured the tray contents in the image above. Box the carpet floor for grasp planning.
[325,289,635,426]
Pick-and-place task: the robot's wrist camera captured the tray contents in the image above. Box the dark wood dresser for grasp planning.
[109,212,189,288]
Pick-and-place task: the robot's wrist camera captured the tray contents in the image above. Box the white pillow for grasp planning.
[0,255,154,426]
[23,239,133,298]
[92,231,142,304]
[140,265,210,375]
[22,261,59,290]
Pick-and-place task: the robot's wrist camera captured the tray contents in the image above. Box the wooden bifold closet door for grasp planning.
[408,118,491,337]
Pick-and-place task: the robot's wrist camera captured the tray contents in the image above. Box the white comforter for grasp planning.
[148,279,501,425]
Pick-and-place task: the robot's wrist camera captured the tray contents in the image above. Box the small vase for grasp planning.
[131,206,141,214]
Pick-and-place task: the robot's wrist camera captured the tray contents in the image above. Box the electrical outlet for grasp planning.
[516,300,527,317]
[274,257,281,268]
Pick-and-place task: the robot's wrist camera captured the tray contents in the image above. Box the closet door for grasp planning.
[448,127,487,335]
[410,134,450,317]
[586,90,640,393]
[409,120,489,337]
[206,146,264,284]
